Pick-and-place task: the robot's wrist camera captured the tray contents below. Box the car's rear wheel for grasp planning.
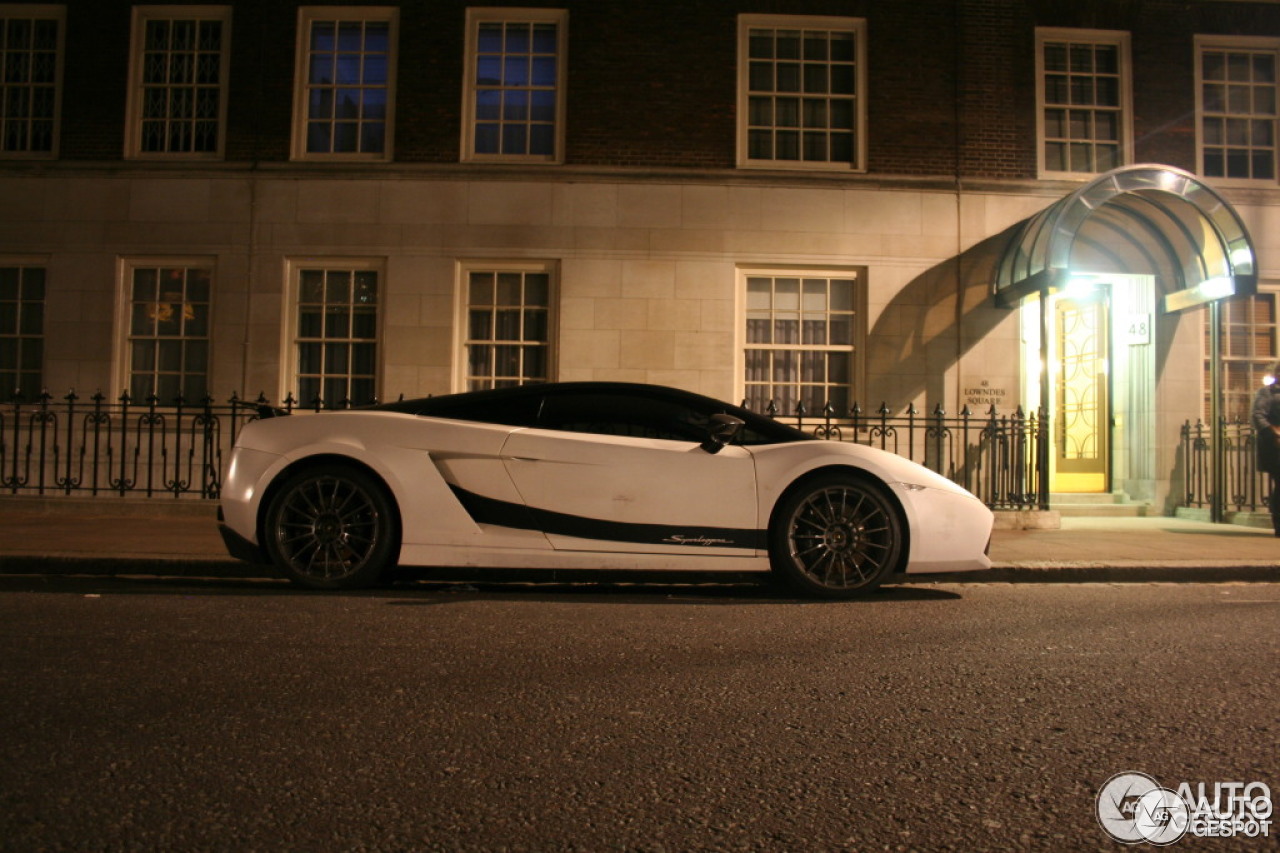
[769,472,904,598]
[262,463,398,590]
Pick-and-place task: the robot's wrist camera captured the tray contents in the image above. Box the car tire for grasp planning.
[262,462,399,590]
[769,472,905,598]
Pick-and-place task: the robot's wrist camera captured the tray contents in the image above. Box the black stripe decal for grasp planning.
[449,485,767,550]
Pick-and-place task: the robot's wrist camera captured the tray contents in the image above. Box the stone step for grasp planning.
[1053,502,1152,518]
[1051,492,1152,517]
[1049,492,1130,505]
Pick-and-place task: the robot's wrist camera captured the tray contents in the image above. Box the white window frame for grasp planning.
[290,6,399,163]
[0,4,65,160]
[283,258,384,408]
[1035,27,1133,179]
[737,14,866,172]
[115,257,215,405]
[460,7,567,165]
[124,5,232,160]
[736,266,866,418]
[1195,35,1279,187]
[455,259,557,392]
[0,258,48,399]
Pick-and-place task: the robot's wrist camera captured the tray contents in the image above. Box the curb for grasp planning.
[0,555,266,579]
[920,564,1280,584]
[2,554,1278,586]
[0,496,218,518]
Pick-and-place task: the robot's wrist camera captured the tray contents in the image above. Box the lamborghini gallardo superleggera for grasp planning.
[218,382,992,597]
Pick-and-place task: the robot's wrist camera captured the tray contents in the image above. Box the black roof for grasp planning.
[365,382,810,445]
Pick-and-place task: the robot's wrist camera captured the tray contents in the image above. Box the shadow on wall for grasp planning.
[863,223,1022,414]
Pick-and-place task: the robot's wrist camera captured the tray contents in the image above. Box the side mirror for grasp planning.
[700,413,744,454]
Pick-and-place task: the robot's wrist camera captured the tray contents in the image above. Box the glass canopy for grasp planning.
[994,164,1257,313]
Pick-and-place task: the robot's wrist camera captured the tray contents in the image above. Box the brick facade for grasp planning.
[43,0,1280,175]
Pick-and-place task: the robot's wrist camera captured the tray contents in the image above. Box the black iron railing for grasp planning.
[2,391,253,499]
[1181,418,1270,513]
[749,400,1048,511]
[3,391,1048,509]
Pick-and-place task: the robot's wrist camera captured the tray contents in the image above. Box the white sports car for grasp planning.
[218,382,993,597]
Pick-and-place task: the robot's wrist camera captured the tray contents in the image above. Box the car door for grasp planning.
[500,390,762,555]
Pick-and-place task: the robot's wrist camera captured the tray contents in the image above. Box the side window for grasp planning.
[416,392,543,427]
[539,393,710,442]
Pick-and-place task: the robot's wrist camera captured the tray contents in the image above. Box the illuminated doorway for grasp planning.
[1021,274,1157,499]
[1052,293,1110,492]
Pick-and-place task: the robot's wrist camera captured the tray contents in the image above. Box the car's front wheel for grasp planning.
[262,463,399,590]
[769,472,905,598]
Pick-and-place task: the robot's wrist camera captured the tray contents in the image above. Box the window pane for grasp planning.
[495,309,520,340]
[525,345,547,380]
[524,310,547,342]
[525,273,549,305]
[351,343,376,375]
[298,342,321,374]
[352,308,377,339]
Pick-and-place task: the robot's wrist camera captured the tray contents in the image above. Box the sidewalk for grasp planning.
[1,497,1279,584]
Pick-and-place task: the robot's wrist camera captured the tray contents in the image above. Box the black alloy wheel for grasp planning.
[769,472,904,598]
[263,463,399,590]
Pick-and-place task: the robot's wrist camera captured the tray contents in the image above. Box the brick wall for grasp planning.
[38,0,1280,177]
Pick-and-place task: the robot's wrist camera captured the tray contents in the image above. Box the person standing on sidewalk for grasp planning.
[1251,361,1280,536]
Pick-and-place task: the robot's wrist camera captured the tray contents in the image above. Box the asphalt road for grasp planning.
[1,576,1277,852]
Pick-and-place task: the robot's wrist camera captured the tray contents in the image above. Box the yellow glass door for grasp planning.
[1053,296,1110,492]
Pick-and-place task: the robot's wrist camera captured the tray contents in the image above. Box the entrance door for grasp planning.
[1053,296,1110,492]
